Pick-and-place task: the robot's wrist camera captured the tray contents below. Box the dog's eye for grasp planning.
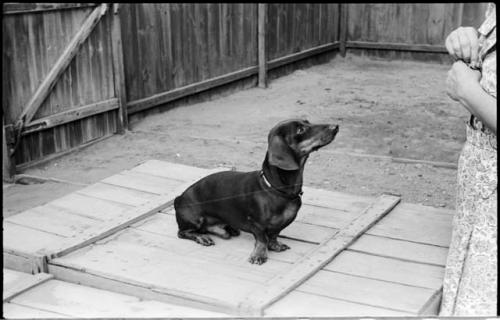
[297,126,307,135]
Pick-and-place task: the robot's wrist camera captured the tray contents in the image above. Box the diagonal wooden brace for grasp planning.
[16,4,109,129]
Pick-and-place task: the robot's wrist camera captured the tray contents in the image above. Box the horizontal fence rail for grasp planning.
[2,3,488,177]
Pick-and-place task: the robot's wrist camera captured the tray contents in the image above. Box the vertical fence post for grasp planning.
[339,3,348,57]
[111,3,129,133]
[258,3,268,88]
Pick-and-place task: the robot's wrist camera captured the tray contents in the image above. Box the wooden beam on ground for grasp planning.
[258,4,268,88]
[15,134,112,172]
[21,99,119,135]
[2,3,97,15]
[18,4,109,127]
[267,42,340,70]
[127,66,258,115]
[339,3,348,57]
[238,194,401,315]
[346,41,447,53]
[110,3,129,133]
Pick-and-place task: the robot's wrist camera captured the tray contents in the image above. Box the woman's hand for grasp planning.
[446,61,482,102]
[445,27,480,68]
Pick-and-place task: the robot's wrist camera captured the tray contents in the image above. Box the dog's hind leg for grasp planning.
[175,197,215,246]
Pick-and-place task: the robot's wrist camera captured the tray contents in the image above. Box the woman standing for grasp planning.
[440,3,497,316]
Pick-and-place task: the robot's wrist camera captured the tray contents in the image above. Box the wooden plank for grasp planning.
[4,221,68,255]
[239,194,401,315]
[110,3,129,133]
[279,220,338,244]
[3,303,70,318]
[7,279,229,318]
[76,182,159,207]
[297,204,362,229]
[130,159,221,181]
[22,98,119,135]
[3,269,53,302]
[258,4,267,88]
[366,203,453,247]
[265,291,412,317]
[126,66,258,115]
[18,4,109,126]
[3,3,97,15]
[324,250,444,290]
[298,270,435,314]
[101,170,183,195]
[5,205,101,238]
[267,42,340,70]
[349,234,449,267]
[346,41,447,53]
[49,193,134,221]
[302,186,373,212]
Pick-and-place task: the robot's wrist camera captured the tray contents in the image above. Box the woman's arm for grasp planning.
[446,61,497,134]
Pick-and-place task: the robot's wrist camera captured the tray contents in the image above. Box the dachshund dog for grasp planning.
[174,119,339,264]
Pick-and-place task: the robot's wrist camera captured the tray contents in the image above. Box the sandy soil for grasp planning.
[4,56,469,217]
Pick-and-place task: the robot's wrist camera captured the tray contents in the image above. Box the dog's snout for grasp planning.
[330,124,339,132]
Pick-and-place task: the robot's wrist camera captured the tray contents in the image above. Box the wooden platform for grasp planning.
[3,160,454,317]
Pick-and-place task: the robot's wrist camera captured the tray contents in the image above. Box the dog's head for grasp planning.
[267,119,339,170]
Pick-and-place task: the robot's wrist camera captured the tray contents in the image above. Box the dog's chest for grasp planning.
[269,201,300,227]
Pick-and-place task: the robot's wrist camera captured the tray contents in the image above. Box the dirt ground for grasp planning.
[4,55,469,217]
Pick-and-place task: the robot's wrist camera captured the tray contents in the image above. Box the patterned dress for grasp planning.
[439,3,497,316]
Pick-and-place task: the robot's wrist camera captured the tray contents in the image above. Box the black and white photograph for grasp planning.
[2,2,497,318]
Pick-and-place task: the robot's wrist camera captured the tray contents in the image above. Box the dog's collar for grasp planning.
[260,170,303,199]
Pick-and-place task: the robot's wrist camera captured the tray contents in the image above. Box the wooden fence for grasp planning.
[2,3,488,179]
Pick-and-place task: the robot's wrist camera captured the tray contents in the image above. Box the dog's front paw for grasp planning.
[248,254,268,265]
[268,240,290,252]
[195,235,215,246]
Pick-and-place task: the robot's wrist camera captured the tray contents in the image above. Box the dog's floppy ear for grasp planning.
[268,135,299,170]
